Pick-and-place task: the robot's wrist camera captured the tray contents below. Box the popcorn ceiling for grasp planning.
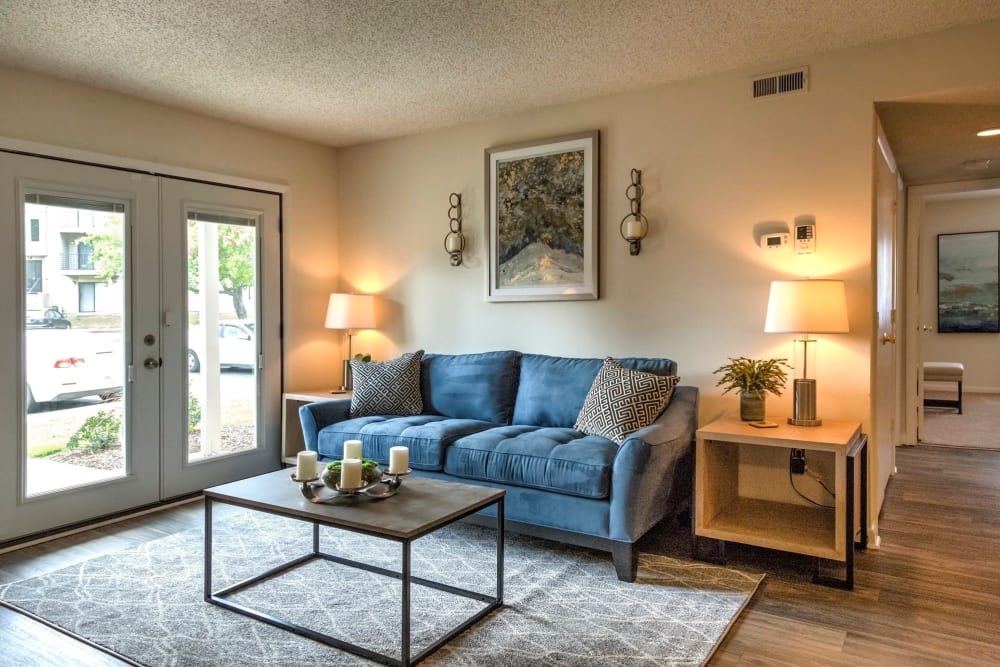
[0,0,998,147]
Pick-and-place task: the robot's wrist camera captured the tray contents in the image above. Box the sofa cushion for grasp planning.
[444,425,618,499]
[350,350,424,417]
[512,354,678,428]
[421,351,521,423]
[316,415,497,470]
[574,358,680,444]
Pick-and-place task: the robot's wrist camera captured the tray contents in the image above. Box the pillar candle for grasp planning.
[389,446,409,474]
[343,439,363,460]
[295,450,317,480]
[625,217,643,240]
[446,233,462,253]
[340,458,362,488]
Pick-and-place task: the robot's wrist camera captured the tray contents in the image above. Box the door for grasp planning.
[159,179,281,498]
[871,126,902,537]
[0,152,161,539]
[1,152,282,542]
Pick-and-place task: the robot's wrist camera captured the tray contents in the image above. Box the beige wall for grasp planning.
[921,190,1000,391]
[0,63,340,390]
[336,21,1000,433]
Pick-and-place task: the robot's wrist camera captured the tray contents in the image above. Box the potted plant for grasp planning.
[713,357,790,421]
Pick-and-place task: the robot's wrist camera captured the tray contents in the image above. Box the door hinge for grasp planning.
[127,364,135,382]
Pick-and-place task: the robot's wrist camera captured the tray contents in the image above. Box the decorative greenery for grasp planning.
[67,410,123,451]
[325,457,382,484]
[353,353,372,362]
[713,357,790,399]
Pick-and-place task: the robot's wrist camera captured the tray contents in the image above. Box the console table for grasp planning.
[694,417,868,589]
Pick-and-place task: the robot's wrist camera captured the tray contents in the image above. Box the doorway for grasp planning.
[0,151,282,542]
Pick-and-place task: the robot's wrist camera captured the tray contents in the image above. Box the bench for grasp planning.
[923,361,963,414]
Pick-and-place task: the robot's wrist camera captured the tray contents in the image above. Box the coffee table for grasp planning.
[203,469,505,666]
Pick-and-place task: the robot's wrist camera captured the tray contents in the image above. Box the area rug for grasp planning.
[0,509,762,666]
[923,391,1000,449]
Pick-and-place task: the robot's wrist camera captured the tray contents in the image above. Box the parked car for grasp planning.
[187,321,256,372]
[25,329,122,412]
[26,308,72,329]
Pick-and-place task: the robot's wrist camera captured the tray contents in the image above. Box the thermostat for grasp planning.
[794,217,816,254]
[759,232,789,250]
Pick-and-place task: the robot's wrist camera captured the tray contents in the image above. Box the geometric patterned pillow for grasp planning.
[574,357,680,445]
[349,350,425,418]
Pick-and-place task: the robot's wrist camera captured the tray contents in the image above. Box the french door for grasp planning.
[0,152,280,542]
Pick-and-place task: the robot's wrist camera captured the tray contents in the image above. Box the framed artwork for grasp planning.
[484,131,599,302]
[937,231,1000,333]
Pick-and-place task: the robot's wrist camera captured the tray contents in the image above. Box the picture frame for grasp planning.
[937,230,1000,333]
[484,131,599,302]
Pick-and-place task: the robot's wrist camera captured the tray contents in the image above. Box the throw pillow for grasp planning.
[349,350,425,418]
[574,357,680,444]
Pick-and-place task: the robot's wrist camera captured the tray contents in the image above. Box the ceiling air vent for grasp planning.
[752,67,809,99]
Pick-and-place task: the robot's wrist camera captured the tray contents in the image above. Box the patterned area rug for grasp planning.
[0,510,762,666]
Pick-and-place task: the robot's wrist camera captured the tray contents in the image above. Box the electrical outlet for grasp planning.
[790,449,806,475]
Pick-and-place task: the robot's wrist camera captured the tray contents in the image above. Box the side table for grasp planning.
[282,389,351,465]
[694,417,868,589]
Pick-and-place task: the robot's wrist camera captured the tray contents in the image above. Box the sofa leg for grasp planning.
[611,542,638,582]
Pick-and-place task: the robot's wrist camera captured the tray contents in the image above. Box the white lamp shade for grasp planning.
[764,280,849,334]
[324,293,376,330]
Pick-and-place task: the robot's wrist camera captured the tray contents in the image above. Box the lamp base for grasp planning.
[341,358,353,392]
[789,378,822,427]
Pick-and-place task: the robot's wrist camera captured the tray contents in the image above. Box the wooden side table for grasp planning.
[281,389,351,465]
[694,417,868,589]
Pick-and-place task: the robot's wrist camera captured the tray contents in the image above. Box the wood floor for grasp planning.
[1,445,998,666]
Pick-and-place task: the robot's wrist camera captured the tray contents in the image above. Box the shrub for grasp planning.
[189,393,202,431]
[67,410,123,451]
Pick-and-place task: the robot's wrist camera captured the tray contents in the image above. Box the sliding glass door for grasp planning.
[0,153,281,541]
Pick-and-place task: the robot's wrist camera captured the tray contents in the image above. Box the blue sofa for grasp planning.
[298,350,697,581]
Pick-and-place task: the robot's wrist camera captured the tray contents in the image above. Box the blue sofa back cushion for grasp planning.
[421,350,521,424]
[512,354,678,428]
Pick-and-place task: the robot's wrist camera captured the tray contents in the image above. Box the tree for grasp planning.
[84,216,125,283]
[187,221,256,320]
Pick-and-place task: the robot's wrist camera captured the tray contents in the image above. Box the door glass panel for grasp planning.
[186,211,258,462]
[23,194,126,496]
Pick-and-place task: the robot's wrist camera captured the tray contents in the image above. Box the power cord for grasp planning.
[788,450,835,509]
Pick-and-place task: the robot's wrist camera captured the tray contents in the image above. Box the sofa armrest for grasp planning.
[298,399,352,453]
[608,385,698,542]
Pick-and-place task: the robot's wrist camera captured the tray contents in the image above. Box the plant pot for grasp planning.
[739,393,765,421]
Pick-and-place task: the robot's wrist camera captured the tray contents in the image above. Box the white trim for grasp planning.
[0,495,201,556]
[0,135,288,194]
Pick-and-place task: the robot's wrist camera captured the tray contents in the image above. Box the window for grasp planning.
[77,242,94,270]
[25,259,42,293]
[78,282,96,312]
[29,219,40,242]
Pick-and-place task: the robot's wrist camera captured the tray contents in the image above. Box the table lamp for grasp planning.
[764,279,849,426]
[325,293,376,392]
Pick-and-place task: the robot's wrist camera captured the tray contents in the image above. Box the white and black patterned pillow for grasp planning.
[349,350,425,418]
[574,358,680,444]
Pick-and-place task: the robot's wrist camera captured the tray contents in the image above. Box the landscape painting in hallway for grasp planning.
[938,231,1000,333]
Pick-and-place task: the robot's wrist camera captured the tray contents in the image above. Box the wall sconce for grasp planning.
[618,168,648,255]
[444,192,465,266]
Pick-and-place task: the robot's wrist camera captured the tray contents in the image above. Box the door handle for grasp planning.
[881,332,896,345]
[144,357,161,369]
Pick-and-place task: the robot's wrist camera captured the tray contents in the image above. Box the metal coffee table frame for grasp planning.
[204,478,504,667]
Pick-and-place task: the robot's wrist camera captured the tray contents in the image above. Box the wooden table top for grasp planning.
[205,469,504,541]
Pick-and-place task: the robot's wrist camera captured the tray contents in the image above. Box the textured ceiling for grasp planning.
[0,1,999,184]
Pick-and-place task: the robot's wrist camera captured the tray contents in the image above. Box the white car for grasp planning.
[25,329,122,412]
[187,321,256,372]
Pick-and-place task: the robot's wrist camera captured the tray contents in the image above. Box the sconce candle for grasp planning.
[389,446,409,474]
[343,439,363,460]
[618,168,649,255]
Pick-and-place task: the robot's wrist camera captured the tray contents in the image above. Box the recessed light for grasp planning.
[963,159,992,171]
[977,128,1000,137]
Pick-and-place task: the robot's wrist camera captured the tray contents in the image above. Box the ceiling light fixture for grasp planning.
[976,128,1000,137]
